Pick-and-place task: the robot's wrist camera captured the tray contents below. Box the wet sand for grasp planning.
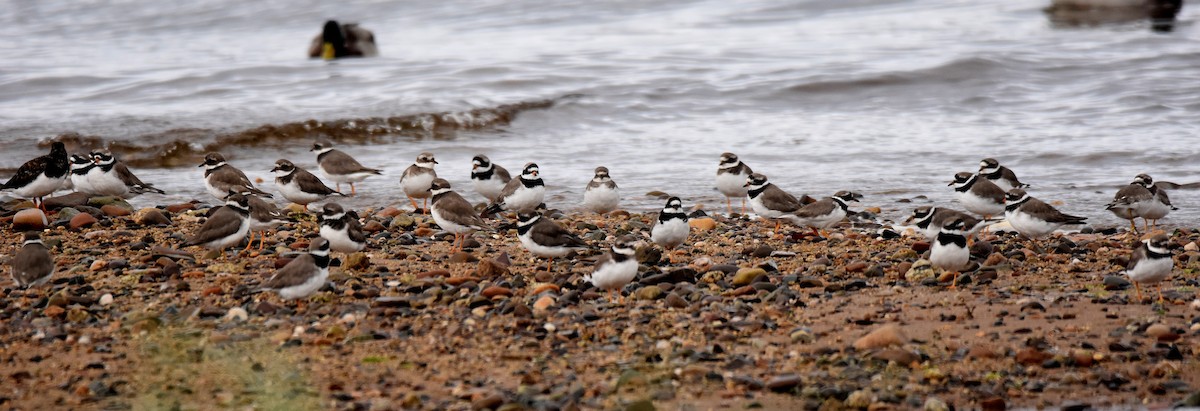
[1,195,1198,410]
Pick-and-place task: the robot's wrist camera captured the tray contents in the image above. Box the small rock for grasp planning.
[90,260,107,271]
[44,305,66,318]
[795,276,824,288]
[844,261,868,273]
[749,244,774,258]
[344,252,370,270]
[846,390,872,408]
[224,307,249,322]
[853,324,907,350]
[531,283,560,295]
[664,292,688,309]
[100,204,131,217]
[689,217,716,231]
[911,241,931,253]
[135,208,172,226]
[1103,275,1131,290]
[416,269,450,278]
[69,213,98,230]
[980,397,1005,411]
[448,252,478,263]
[904,260,935,282]
[731,268,767,287]
[362,221,385,233]
[12,209,48,231]
[471,393,504,411]
[983,253,1006,266]
[636,245,662,265]
[533,295,555,312]
[99,293,113,306]
[1146,323,1176,341]
[765,374,802,392]
[871,348,919,364]
[923,397,950,411]
[478,259,509,277]
[164,203,196,213]
[481,286,513,299]
[790,327,815,343]
[969,343,1000,359]
[1015,347,1052,365]
[636,285,664,300]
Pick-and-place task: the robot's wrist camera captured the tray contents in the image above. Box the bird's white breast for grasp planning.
[1126,257,1172,284]
[651,218,689,249]
[588,258,638,291]
[504,185,545,212]
[320,225,364,253]
[278,268,329,300]
[716,171,749,198]
[519,232,574,258]
[583,185,619,213]
[956,191,1004,217]
[930,241,970,271]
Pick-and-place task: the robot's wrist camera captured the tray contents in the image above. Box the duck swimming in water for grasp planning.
[308,20,378,60]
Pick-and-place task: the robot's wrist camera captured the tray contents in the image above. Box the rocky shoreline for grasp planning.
[1,194,1199,410]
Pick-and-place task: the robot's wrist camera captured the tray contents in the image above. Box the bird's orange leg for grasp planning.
[242,231,256,252]
[1134,282,1144,303]
[350,183,357,196]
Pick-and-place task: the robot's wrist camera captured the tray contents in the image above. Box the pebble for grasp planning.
[530,283,560,295]
[478,259,509,277]
[636,285,664,300]
[362,221,386,233]
[795,276,824,288]
[844,261,868,273]
[664,292,688,309]
[481,286,513,298]
[12,209,48,231]
[688,217,716,231]
[224,307,249,322]
[1102,275,1131,290]
[1145,324,1176,341]
[532,295,555,312]
[69,212,98,230]
[731,268,767,287]
[853,324,907,350]
[135,208,172,226]
[904,260,934,282]
[871,348,920,364]
[749,244,774,258]
[165,202,196,213]
[765,374,802,392]
[99,293,113,306]
[344,253,370,270]
[1015,347,1052,365]
[100,204,131,217]
[90,260,107,271]
[911,241,931,253]
[980,397,1006,411]
[416,269,450,278]
[846,390,873,408]
[923,397,950,411]
[449,252,478,263]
